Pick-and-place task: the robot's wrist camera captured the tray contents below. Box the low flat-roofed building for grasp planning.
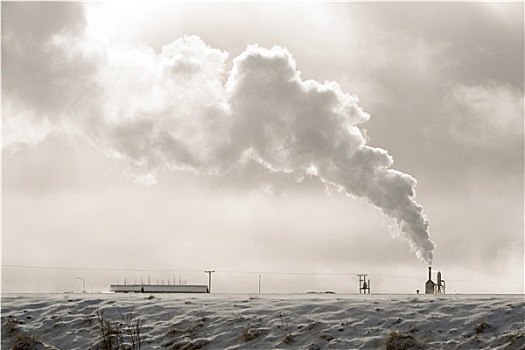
[110,284,209,293]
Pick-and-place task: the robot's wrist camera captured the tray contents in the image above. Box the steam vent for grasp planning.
[425,267,445,294]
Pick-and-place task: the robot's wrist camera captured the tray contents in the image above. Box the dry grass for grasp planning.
[475,321,493,334]
[12,333,43,350]
[283,333,295,344]
[95,308,142,350]
[3,316,46,350]
[5,317,20,334]
[385,331,425,350]
[241,324,263,342]
[166,318,206,337]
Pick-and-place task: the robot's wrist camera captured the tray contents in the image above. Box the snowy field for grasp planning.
[2,293,524,349]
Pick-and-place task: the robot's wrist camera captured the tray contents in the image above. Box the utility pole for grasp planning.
[76,277,85,294]
[205,270,215,293]
[258,274,261,294]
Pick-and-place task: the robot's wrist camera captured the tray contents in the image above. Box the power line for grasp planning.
[2,264,503,284]
[446,279,504,284]
[1,264,203,273]
[218,270,355,276]
[2,265,357,276]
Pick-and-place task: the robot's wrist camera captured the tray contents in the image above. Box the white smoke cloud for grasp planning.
[2,4,435,264]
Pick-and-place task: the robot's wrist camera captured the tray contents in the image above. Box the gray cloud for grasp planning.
[2,2,102,148]
[444,81,524,148]
[2,2,93,117]
[3,2,523,293]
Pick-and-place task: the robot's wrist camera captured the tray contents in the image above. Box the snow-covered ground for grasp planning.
[2,293,523,349]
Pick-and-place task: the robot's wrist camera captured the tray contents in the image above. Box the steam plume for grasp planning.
[3,10,435,264]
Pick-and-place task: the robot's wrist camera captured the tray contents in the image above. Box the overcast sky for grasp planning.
[2,2,523,294]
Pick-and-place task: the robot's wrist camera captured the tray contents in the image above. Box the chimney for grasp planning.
[428,266,432,281]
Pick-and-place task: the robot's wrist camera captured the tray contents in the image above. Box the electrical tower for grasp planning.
[357,274,370,294]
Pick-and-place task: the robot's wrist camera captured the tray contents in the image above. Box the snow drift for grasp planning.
[2,294,524,349]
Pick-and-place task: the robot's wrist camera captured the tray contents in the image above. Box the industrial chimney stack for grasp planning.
[425,266,436,294]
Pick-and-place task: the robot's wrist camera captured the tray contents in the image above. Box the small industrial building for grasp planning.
[425,267,445,294]
[425,267,435,294]
[110,284,209,293]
